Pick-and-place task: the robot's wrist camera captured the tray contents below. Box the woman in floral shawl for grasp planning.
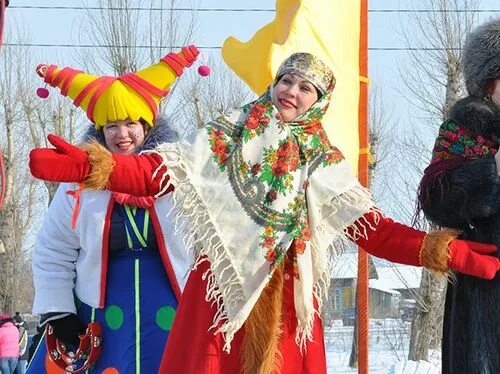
[29,52,499,373]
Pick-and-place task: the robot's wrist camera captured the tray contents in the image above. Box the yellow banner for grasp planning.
[222,0,362,171]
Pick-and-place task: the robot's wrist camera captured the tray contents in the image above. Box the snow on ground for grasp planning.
[325,319,441,373]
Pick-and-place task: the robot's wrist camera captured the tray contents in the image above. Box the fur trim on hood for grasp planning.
[449,96,500,135]
[81,116,178,153]
[463,18,500,98]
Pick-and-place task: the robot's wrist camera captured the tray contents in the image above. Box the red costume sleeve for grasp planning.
[346,210,423,267]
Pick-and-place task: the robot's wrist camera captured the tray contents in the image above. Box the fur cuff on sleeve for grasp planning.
[81,141,115,190]
[419,229,460,273]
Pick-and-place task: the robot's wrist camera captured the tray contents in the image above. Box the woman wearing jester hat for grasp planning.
[27,46,201,374]
[30,53,500,373]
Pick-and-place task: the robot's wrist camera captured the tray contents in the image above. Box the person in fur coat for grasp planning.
[418,18,500,374]
[27,46,201,373]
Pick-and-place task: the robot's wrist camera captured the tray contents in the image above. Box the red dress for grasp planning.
[158,213,425,373]
[159,258,327,374]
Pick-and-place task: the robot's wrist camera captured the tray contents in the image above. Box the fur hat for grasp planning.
[462,18,500,98]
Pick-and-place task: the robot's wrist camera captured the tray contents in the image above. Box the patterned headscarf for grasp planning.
[275,52,335,95]
[417,119,500,214]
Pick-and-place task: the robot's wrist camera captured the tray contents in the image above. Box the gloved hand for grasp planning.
[48,314,86,347]
[448,239,499,279]
[112,192,156,208]
[110,152,173,197]
[350,212,499,280]
[29,134,90,183]
[31,134,173,197]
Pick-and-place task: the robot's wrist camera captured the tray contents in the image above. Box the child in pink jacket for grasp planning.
[0,313,19,374]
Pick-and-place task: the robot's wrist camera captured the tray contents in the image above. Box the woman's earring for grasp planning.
[484,94,491,102]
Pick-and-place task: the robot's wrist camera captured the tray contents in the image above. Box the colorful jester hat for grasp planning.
[36,45,207,129]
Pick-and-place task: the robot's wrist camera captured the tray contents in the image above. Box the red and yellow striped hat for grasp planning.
[36,45,201,129]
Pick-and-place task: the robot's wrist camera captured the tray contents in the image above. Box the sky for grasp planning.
[7,0,499,72]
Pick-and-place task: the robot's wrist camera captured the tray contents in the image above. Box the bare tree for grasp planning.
[367,86,392,186]
[0,40,37,313]
[79,0,145,75]
[177,56,254,132]
[77,0,252,135]
[387,0,480,362]
[0,18,85,312]
[146,0,199,64]
[76,1,205,131]
[21,92,79,202]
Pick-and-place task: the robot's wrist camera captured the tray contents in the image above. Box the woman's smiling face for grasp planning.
[272,74,319,122]
[103,119,147,154]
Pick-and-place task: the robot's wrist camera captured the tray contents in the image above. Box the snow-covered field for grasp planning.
[325,319,441,374]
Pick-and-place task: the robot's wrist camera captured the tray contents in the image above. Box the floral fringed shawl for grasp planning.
[150,84,378,352]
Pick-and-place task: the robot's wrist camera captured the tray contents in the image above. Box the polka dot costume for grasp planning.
[27,206,178,373]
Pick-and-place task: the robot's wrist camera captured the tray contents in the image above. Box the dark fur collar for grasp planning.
[449,97,500,136]
[81,116,178,153]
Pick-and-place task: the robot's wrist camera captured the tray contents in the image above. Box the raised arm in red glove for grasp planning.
[29,134,169,196]
[347,211,499,280]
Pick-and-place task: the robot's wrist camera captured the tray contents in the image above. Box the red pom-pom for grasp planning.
[198,65,211,77]
[36,87,49,98]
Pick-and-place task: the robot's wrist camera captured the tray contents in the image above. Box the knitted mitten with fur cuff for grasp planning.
[29,134,170,197]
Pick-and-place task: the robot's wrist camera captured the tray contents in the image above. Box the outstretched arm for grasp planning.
[346,210,499,280]
[29,134,169,197]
